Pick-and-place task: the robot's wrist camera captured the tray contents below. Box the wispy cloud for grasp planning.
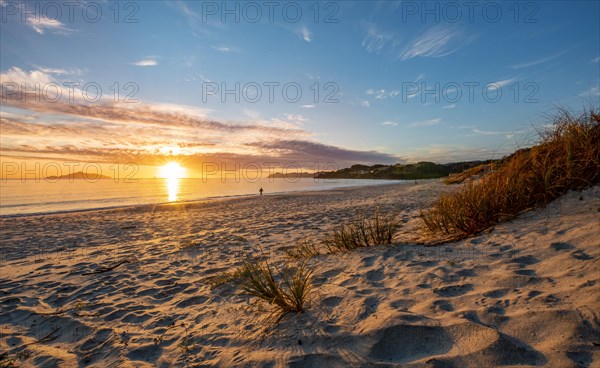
[382,121,398,126]
[510,52,564,69]
[591,56,600,63]
[408,118,442,127]
[472,128,508,136]
[361,22,398,54]
[214,46,240,53]
[442,104,456,109]
[489,78,516,88]
[25,16,75,35]
[579,86,600,97]
[301,104,315,108]
[132,59,158,67]
[400,25,467,60]
[301,27,312,42]
[0,67,398,169]
[245,140,398,165]
[366,89,399,99]
[34,67,83,76]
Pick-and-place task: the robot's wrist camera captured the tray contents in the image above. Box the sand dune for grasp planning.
[1,182,598,367]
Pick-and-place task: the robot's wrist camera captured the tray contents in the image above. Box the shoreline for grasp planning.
[0,179,412,219]
[0,181,437,263]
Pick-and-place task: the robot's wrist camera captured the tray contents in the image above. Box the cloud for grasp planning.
[168,0,225,36]
[245,140,398,165]
[0,66,54,86]
[301,104,315,108]
[362,22,399,55]
[360,100,370,107]
[1,67,398,170]
[301,27,312,42]
[285,114,309,123]
[488,78,516,88]
[400,25,466,60]
[510,52,564,69]
[579,86,600,97]
[472,128,508,136]
[366,89,399,100]
[132,59,158,67]
[408,118,442,127]
[25,15,75,35]
[34,67,83,76]
[592,56,600,63]
[214,46,240,53]
[442,104,456,109]
[382,121,398,126]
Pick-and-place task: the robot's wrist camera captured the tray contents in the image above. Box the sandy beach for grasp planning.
[1,181,599,367]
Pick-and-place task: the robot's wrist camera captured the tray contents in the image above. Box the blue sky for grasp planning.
[1,1,599,176]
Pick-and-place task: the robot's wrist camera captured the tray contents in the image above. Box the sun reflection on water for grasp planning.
[167,177,180,202]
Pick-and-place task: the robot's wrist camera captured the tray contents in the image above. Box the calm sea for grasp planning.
[0,178,404,217]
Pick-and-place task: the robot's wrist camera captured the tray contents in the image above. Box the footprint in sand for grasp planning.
[288,354,346,368]
[550,242,575,251]
[368,324,454,363]
[321,296,344,308]
[390,299,416,310]
[486,305,506,315]
[176,295,209,308]
[359,296,380,319]
[510,255,539,266]
[433,284,474,297]
[126,344,163,362]
[432,299,454,312]
[513,269,536,276]
[566,351,593,367]
[365,269,385,282]
[455,268,476,277]
[483,288,510,298]
[571,249,593,260]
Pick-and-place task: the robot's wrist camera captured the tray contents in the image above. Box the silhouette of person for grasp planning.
[259,187,264,196]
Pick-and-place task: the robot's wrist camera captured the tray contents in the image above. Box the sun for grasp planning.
[158,162,186,179]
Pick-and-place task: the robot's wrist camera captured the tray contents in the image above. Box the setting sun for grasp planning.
[158,162,186,179]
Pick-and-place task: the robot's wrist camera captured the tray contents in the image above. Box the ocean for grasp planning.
[0,178,404,217]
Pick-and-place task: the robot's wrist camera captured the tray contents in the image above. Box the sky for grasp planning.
[0,0,599,178]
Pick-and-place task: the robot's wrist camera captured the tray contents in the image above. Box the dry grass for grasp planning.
[323,209,401,252]
[231,260,313,316]
[422,109,600,238]
[444,163,493,184]
[287,209,401,258]
[286,239,322,259]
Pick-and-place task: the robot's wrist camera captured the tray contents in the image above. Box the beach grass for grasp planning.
[230,260,313,316]
[287,209,401,258]
[422,108,600,238]
[323,209,401,252]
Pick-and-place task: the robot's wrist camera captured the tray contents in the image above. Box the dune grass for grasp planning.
[323,209,401,251]
[422,109,600,238]
[230,260,313,316]
[443,163,492,184]
[287,209,401,258]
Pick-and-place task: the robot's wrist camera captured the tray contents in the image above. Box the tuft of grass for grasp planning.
[231,260,313,316]
[286,239,322,259]
[285,209,401,258]
[422,109,600,238]
[322,209,401,252]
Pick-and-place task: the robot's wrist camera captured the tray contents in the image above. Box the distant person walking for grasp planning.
[259,187,264,196]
